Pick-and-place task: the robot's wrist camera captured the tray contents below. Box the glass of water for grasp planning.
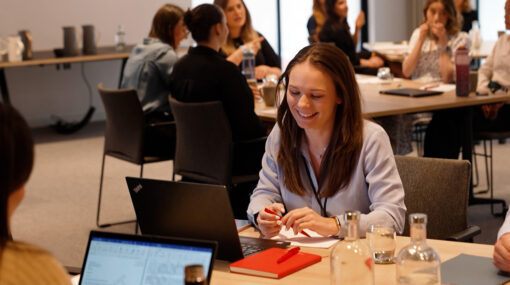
[366,224,396,264]
[377,67,393,82]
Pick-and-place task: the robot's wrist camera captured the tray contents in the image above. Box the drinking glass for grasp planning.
[377,67,393,81]
[366,224,396,264]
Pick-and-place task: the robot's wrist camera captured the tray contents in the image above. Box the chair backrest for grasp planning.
[98,83,145,164]
[169,97,232,185]
[394,155,471,239]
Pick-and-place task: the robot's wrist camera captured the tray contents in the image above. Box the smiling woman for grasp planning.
[247,43,406,239]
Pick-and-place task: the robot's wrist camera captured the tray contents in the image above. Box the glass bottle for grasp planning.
[241,45,256,81]
[185,264,207,285]
[455,47,470,97]
[396,213,441,285]
[114,24,126,52]
[330,211,374,285]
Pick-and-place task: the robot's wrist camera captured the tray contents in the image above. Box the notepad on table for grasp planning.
[270,227,339,248]
[229,248,321,279]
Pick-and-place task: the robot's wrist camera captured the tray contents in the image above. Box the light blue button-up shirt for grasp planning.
[121,38,177,116]
[247,120,406,237]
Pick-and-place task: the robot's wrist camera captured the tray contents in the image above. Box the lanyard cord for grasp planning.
[302,155,328,217]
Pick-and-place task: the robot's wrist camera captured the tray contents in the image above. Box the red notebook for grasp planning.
[229,248,322,279]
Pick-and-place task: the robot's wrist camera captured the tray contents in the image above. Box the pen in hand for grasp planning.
[264,208,312,238]
[277,247,300,264]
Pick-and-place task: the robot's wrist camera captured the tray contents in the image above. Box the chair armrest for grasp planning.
[446,225,481,242]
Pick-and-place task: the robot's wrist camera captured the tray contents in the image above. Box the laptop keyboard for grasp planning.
[241,243,265,256]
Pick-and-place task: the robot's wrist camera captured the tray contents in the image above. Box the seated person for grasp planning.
[455,0,478,32]
[214,0,281,80]
[307,0,326,43]
[494,210,510,271]
[318,0,383,70]
[170,4,267,218]
[247,43,406,238]
[121,3,187,158]
[473,0,510,135]
[0,103,71,285]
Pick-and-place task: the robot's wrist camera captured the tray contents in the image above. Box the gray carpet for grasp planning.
[10,121,510,268]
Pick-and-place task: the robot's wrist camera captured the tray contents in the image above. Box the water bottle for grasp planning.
[115,24,126,52]
[241,45,256,81]
[455,47,470,97]
[330,211,374,285]
[396,213,441,285]
[469,20,481,50]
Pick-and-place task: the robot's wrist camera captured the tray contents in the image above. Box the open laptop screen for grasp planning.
[79,231,216,285]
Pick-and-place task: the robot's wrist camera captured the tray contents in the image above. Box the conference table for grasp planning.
[255,76,510,208]
[0,45,132,104]
[210,226,495,284]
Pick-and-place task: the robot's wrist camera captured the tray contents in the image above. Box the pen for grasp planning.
[264,208,312,238]
[422,83,439,90]
[277,247,300,264]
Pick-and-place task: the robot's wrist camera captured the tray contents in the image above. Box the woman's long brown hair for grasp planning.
[214,0,259,56]
[276,43,363,197]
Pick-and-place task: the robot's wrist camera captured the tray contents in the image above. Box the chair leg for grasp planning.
[472,144,479,188]
[96,154,137,228]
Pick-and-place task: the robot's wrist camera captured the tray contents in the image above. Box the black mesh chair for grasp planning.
[394,155,481,242]
[96,83,175,227]
[168,97,266,219]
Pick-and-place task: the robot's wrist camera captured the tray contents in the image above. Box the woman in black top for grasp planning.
[319,0,383,69]
[214,0,281,80]
[455,0,478,32]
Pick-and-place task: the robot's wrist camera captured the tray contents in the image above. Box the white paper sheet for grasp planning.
[355,76,403,84]
[419,83,456,92]
[270,227,339,248]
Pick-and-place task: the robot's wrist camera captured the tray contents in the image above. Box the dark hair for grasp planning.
[183,4,223,43]
[422,0,460,35]
[324,0,349,28]
[276,43,363,197]
[213,0,259,56]
[0,103,34,248]
[148,4,184,48]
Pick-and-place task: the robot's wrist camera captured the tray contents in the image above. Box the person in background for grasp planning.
[307,0,326,43]
[247,43,406,238]
[473,0,510,136]
[121,4,187,122]
[213,0,281,80]
[121,3,187,158]
[401,0,470,159]
[319,0,384,70]
[0,103,71,285]
[170,4,267,219]
[455,0,478,32]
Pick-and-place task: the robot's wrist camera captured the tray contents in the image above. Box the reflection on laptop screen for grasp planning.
[80,235,214,285]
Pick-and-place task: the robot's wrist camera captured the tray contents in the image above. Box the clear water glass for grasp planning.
[366,224,396,264]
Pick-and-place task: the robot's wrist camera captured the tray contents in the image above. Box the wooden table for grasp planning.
[0,45,132,104]
[210,227,493,285]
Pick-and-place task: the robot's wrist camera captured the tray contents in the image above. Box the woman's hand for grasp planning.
[355,11,365,30]
[418,22,430,41]
[254,65,282,80]
[280,207,339,237]
[245,36,264,55]
[257,203,285,238]
[430,22,448,46]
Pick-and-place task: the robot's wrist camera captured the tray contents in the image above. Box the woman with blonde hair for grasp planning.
[213,0,281,79]
[247,43,405,238]
[307,0,326,43]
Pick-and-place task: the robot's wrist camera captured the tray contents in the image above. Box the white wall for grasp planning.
[0,0,190,127]
[368,0,411,42]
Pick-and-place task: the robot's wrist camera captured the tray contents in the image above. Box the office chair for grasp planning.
[395,155,481,242]
[96,83,175,228]
[169,97,266,219]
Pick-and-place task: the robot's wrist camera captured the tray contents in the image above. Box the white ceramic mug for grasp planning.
[7,35,24,62]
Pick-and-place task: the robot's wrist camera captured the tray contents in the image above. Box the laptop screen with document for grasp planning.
[79,231,216,285]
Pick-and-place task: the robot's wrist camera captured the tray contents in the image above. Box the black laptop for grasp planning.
[79,230,217,285]
[125,177,289,262]
[380,88,443,97]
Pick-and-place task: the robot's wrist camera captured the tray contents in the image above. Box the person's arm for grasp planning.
[433,23,455,83]
[155,46,178,86]
[351,11,365,46]
[253,36,281,79]
[477,37,498,94]
[494,210,510,271]
[403,25,428,78]
[357,124,407,236]
[226,36,265,66]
